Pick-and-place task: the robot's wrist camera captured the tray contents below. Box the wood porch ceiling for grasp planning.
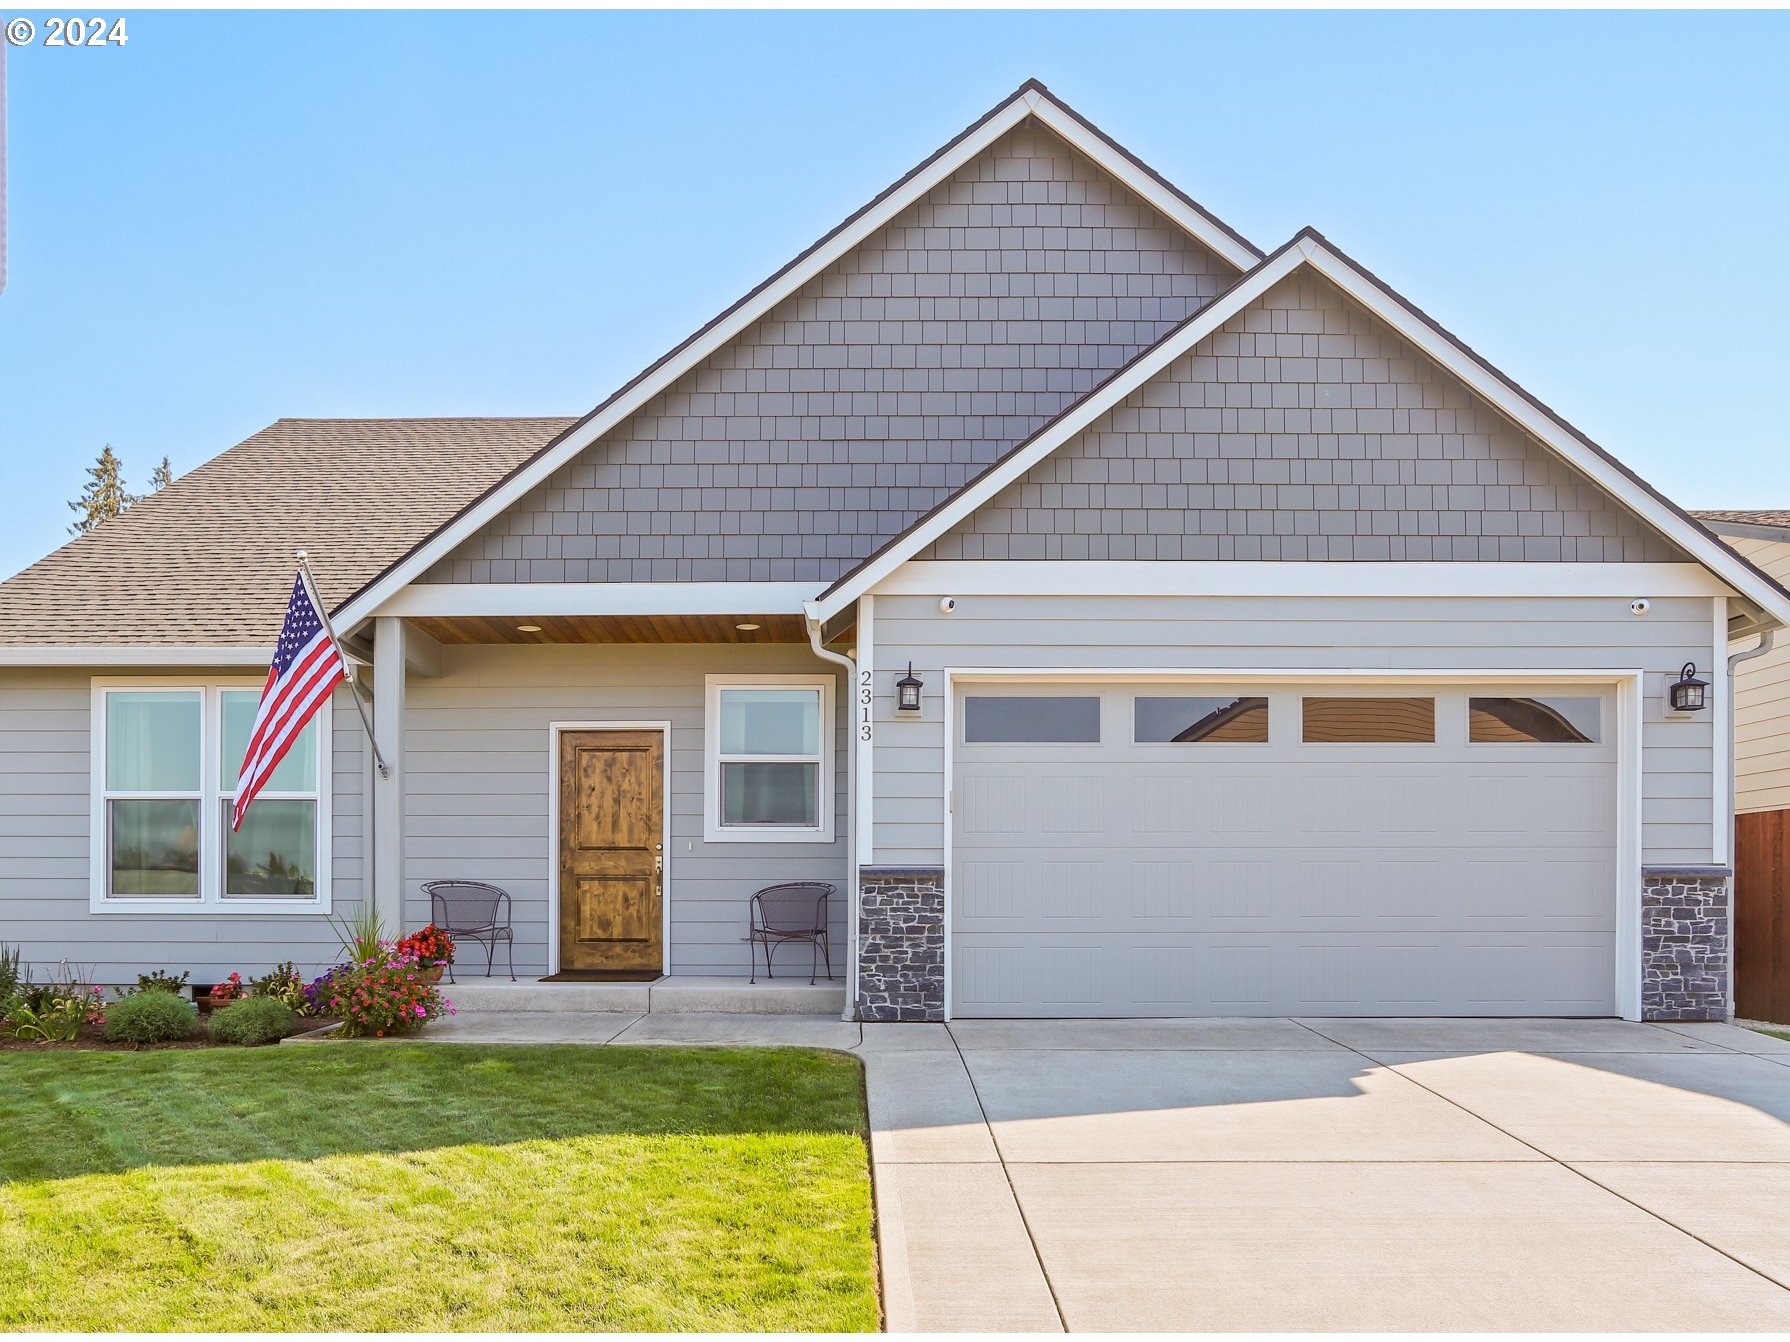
[410,613,810,644]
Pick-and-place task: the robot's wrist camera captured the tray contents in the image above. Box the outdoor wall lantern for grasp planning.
[1669,662,1709,712]
[896,664,924,712]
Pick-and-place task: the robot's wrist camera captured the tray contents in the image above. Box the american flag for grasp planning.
[232,573,346,831]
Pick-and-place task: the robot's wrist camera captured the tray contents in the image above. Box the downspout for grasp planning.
[804,606,859,1023]
[1726,625,1775,1019]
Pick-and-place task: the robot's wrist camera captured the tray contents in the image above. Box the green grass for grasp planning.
[0,1044,878,1332]
[1750,1026,1790,1043]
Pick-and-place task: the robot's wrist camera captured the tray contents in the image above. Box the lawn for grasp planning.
[0,1044,878,1332]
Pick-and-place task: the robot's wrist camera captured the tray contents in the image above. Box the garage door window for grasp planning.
[1134,696,1269,744]
[1470,696,1601,744]
[963,696,1100,743]
[1302,696,1435,743]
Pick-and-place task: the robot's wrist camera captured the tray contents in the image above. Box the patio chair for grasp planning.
[422,879,516,982]
[746,881,836,985]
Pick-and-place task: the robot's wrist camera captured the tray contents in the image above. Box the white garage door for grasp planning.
[950,683,1618,1018]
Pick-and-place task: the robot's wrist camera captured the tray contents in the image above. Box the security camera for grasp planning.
[1630,599,1651,616]
[939,597,957,614]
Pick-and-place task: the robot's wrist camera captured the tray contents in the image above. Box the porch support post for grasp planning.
[372,616,407,935]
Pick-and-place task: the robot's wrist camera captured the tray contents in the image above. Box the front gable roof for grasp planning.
[811,230,1790,628]
[328,80,1261,630]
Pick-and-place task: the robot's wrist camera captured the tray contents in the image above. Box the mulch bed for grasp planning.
[0,1014,342,1052]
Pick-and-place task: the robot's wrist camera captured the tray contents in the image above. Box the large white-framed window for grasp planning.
[703,674,834,844]
[91,678,332,913]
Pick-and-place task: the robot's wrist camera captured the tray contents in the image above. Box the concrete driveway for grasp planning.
[862,1017,1790,1332]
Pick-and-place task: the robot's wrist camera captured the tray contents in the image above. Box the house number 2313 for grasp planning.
[858,669,873,741]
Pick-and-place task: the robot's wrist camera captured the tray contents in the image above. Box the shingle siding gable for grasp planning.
[426,121,1238,584]
[921,271,1690,562]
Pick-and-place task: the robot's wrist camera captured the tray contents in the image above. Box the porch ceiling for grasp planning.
[408,613,809,645]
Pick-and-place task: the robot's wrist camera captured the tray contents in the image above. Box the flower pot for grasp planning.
[420,965,444,985]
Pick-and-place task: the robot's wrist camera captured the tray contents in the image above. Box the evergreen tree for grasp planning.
[149,456,173,492]
[68,445,139,535]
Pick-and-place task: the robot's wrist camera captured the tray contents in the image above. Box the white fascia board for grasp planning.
[0,645,271,667]
[330,88,1260,638]
[1699,519,1790,545]
[1293,236,1790,631]
[377,581,821,618]
[1027,97,1260,271]
[870,561,1733,600]
[812,241,1308,622]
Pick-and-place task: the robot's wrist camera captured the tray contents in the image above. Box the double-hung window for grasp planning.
[703,675,833,843]
[93,681,331,911]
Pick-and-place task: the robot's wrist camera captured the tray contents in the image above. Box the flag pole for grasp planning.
[294,549,390,780]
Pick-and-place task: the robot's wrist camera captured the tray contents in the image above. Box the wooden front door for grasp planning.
[557,729,664,976]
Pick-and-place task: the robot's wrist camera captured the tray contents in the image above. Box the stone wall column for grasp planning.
[1640,865,1731,1022]
[856,866,944,1022]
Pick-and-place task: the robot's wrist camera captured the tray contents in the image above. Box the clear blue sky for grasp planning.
[2,10,1786,580]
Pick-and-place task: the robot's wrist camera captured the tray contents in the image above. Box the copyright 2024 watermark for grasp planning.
[0,16,129,295]
[5,15,127,46]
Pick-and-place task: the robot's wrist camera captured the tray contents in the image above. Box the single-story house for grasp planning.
[2,80,1784,1023]
[1691,510,1790,1024]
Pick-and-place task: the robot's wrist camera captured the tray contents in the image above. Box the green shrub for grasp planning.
[248,961,308,1013]
[103,989,197,1045]
[0,943,20,1002]
[208,997,297,1046]
[129,969,191,997]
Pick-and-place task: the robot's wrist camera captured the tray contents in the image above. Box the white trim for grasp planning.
[854,595,876,863]
[328,86,1257,634]
[7,646,273,667]
[870,561,1732,600]
[702,674,837,845]
[376,582,821,619]
[1713,596,1731,868]
[546,721,673,978]
[814,235,1790,629]
[1616,674,1645,1020]
[938,666,1646,1023]
[88,677,333,916]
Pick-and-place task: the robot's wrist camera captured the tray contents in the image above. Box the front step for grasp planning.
[445,974,845,1016]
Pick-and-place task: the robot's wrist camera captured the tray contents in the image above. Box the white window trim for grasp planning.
[89,677,333,914]
[703,674,835,844]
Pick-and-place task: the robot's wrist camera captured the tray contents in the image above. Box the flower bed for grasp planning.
[304,951,453,1037]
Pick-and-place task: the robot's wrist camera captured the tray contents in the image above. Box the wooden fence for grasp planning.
[1736,807,1790,1025]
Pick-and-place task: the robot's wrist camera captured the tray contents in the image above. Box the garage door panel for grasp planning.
[951,682,1618,1018]
[951,932,1617,1016]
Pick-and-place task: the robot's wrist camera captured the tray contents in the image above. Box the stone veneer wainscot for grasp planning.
[1640,866,1732,1022]
[856,866,944,1023]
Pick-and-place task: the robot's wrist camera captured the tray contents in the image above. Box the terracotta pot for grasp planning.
[420,965,444,985]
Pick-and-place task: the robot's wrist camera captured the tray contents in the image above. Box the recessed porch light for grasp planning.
[735,623,760,631]
[516,624,542,633]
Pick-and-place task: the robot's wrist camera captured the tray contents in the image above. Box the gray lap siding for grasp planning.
[0,670,366,985]
[401,643,847,977]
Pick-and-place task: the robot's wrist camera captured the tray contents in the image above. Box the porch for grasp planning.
[443,974,846,1016]
[360,591,857,987]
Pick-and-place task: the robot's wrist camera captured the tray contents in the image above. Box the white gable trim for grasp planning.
[329,84,1259,635]
[812,232,1790,630]
[376,581,821,618]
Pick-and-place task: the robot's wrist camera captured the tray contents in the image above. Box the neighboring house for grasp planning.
[1,81,1785,1024]
[1691,510,1790,1023]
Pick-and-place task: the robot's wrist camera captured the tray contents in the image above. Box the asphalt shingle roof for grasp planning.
[1692,510,1790,531]
[0,418,573,647]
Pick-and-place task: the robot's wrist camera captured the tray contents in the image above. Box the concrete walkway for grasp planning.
[407,1012,1790,1331]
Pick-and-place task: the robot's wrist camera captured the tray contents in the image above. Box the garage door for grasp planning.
[950,683,1617,1018]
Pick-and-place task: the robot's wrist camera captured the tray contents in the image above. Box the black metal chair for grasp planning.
[422,880,516,982]
[746,882,836,985]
